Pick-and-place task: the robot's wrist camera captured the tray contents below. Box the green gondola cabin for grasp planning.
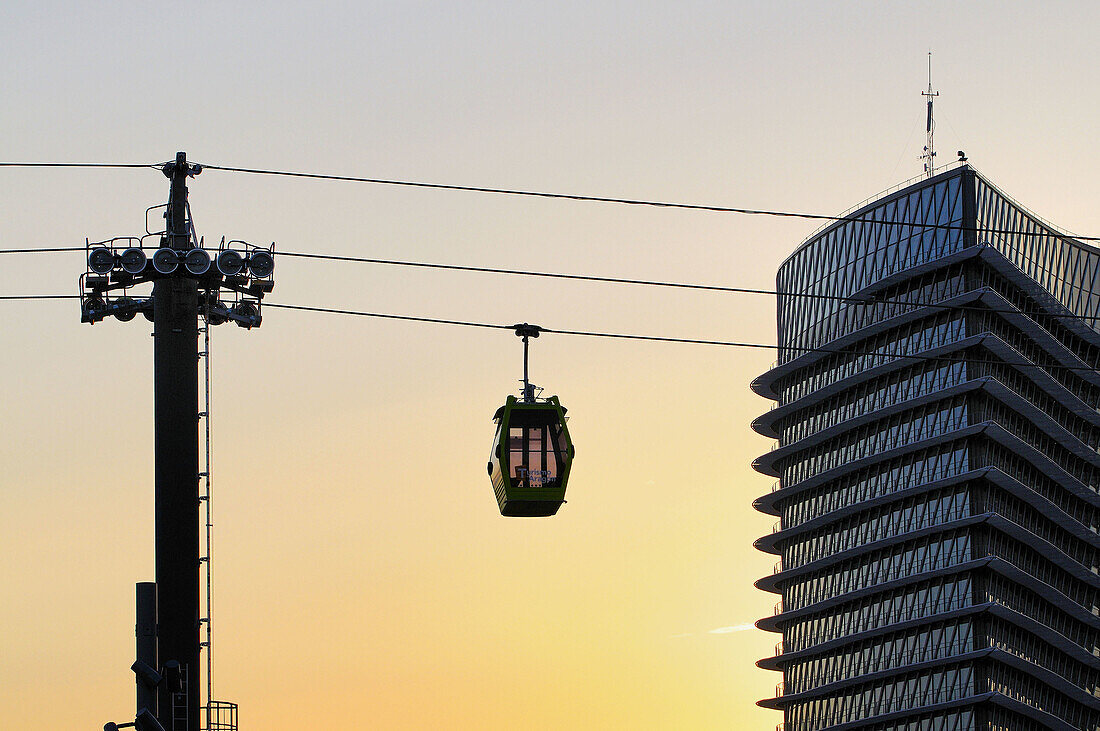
[488,395,574,516]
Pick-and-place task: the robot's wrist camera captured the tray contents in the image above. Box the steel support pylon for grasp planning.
[154,151,201,731]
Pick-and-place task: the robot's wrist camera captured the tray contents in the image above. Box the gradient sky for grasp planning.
[3,2,1100,729]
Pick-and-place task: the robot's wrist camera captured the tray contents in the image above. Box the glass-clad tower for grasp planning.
[752,165,1100,731]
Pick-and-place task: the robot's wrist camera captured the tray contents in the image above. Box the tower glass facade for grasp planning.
[752,166,1100,730]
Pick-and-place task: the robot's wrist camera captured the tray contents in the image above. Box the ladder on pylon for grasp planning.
[171,666,189,731]
[198,313,216,731]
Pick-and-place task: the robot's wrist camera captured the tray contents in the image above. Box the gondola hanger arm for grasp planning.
[512,323,541,338]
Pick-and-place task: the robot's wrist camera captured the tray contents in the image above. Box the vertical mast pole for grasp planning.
[514,323,540,402]
[921,51,939,178]
[523,334,530,401]
[154,151,201,731]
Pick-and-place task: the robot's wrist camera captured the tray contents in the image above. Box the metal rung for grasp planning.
[198,412,208,418]
[199,495,208,501]
[199,471,209,477]
[199,557,209,563]
[199,351,208,356]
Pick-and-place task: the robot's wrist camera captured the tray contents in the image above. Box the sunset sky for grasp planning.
[3,2,1100,729]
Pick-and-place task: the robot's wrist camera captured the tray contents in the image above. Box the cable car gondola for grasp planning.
[487,324,574,517]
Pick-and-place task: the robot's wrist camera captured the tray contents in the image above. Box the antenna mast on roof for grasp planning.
[920,51,939,179]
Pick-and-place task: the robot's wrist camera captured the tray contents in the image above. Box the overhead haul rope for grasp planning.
[5,294,1100,375]
[7,246,1100,325]
[198,162,1100,241]
[260,302,1100,377]
[3,159,1099,241]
